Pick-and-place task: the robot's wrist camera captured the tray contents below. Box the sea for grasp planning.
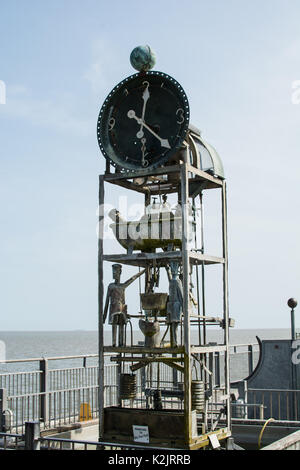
[0,328,292,382]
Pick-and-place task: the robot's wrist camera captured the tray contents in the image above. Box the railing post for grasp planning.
[25,421,40,450]
[243,380,248,419]
[248,345,253,375]
[0,388,8,432]
[259,404,264,420]
[141,365,146,393]
[39,359,49,424]
[215,352,220,387]
[172,353,178,388]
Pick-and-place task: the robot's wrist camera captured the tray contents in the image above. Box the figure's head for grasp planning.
[170,261,179,279]
[112,264,122,280]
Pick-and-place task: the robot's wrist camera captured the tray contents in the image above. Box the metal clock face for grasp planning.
[97,71,190,172]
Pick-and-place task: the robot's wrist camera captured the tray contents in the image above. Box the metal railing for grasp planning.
[0,370,41,396]
[0,344,259,434]
[247,388,300,421]
[0,424,185,451]
[6,385,100,432]
[0,431,24,450]
[0,343,259,393]
[0,354,99,396]
[39,436,184,451]
[261,429,300,450]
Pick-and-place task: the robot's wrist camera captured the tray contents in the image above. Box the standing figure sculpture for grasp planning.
[167,261,183,347]
[104,264,145,347]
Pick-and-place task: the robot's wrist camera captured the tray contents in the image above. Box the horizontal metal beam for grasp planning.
[103,346,184,354]
[103,251,224,267]
[191,345,227,354]
[110,356,183,363]
[103,164,182,181]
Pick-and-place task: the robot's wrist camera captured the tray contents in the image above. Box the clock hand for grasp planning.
[141,138,149,167]
[127,110,171,149]
[137,82,150,139]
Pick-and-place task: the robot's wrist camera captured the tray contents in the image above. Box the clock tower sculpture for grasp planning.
[97,46,232,450]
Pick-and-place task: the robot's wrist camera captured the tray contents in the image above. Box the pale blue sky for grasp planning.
[0,0,300,331]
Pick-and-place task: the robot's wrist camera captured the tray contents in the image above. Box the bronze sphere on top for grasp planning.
[288,298,298,309]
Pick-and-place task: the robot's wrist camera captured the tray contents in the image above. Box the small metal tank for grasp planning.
[119,374,137,400]
[191,380,205,413]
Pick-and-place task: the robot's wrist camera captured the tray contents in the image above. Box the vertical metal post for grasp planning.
[208,353,214,397]
[181,163,190,354]
[0,388,7,432]
[199,191,208,426]
[199,192,206,345]
[192,196,202,347]
[291,309,297,418]
[98,175,105,440]
[259,404,264,420]
[243,380,248,419]
[144,191,151,295]
[141,366,146,393]
[291,309,296,341]
[248,345,253,375]
[221,181,231,430]
[288,299,298,418]
[181,161,192,445]
[215,352,221,388]
[172,360,178,388]
[39,359,49,424]
[25,421,40,450]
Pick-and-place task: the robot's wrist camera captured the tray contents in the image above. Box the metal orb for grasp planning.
[288,298,298,309]
[130,45,156,72]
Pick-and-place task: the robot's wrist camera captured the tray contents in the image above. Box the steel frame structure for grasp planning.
[97,144,231,449]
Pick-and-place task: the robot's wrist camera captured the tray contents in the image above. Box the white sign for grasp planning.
[209,433,221,449]
[132,425,149,443]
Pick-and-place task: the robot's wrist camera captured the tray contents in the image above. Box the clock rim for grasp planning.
[97,70,190,173]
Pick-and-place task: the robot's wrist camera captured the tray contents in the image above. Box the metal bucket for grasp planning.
[140,293,168,311]
[191,380,205,412]
[119,374,137,400]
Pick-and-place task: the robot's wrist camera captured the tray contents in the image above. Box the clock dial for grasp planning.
[97,71,190,171]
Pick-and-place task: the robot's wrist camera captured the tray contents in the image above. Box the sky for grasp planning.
[0,0,300,331]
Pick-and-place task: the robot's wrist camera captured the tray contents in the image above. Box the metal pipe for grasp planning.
[98,175,105,440]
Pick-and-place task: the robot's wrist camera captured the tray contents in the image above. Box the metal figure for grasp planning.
[167,261,183,347]
[104,264,145,347]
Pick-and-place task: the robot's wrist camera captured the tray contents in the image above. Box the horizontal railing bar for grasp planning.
[49,366,99,373]
[230,418,300,426]
[0,371,42,377]
[0,432,24,439]
[210,402,266,408]
[0,354,99,364]
[8,385,99,400]
[40,436,184,450]
[229,351,258,355]
[0,344,258,365]
[248,388,300,393]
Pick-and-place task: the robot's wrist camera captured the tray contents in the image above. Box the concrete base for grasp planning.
[42,419,99,449]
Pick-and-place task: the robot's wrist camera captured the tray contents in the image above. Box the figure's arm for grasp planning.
[103,286,111,323]
[189,291,198,306]
[177,281,184,306]
[123,268,146,288]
